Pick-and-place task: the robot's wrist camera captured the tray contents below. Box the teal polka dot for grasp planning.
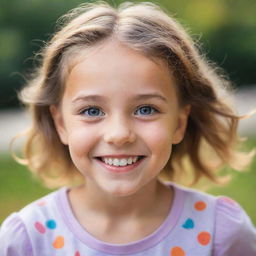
[46,219,57,229]
[182,218,194,229]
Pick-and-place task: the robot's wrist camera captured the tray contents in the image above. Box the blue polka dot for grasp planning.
[182,218,194,229]
[46,219,57,229]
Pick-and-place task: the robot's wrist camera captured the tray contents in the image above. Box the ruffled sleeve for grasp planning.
[213,196,256,256]
[0,213,33,256]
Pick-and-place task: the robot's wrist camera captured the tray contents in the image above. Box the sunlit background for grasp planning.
[0,0,255,224]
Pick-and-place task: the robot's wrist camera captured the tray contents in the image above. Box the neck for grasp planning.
[69,179,172,220]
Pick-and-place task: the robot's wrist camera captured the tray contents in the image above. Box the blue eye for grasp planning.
[82,107,104,117]
[135,106,158,116]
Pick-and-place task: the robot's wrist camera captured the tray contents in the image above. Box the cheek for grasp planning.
[139,118,175,142]
[66,126,97,158]
[66,127,98,176]
[138,121,174,156]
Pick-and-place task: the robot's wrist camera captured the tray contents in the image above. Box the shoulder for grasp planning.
[173,183,217,210]
[172,184,256,255]
[0,188,64,256]
[0,213,33,256]
[213,196,256,256]
[18,188,62,221]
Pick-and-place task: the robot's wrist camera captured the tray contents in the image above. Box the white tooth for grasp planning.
[119,159,128,166]
[128,157,133,164]
[102,157,141,166]
[113,158,120,166]
[132,156,138,163]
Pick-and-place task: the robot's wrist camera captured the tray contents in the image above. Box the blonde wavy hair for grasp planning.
[16,1,253,188]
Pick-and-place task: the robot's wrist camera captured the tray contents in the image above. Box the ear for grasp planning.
[172,105,191,145]
[50,105,68,145]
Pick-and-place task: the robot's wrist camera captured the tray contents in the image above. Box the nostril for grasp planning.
[103,126,136,146]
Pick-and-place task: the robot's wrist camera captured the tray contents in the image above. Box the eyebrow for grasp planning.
[134,94,167,102]
[71,93,168,103]
[72,94,107,103]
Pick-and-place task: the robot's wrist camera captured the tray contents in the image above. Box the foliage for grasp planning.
[1,0,256,108]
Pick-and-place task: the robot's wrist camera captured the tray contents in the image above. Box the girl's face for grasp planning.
[51,40,190,197]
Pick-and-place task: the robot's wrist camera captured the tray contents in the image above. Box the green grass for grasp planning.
[0,138,255,225]
[208,137,256,225]
[0,155,52,224]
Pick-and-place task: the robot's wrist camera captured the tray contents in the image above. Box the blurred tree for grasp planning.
[0,0,255,109]
[160,0,256,86]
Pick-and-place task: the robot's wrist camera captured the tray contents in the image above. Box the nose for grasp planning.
[103,114,136,147]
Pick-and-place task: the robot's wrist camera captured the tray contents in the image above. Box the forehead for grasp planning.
[63,40,178,101]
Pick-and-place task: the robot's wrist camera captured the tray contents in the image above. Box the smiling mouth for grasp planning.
[95,156,145,167]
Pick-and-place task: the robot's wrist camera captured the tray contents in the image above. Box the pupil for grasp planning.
[89,108,99,116]
[141,107,151,114]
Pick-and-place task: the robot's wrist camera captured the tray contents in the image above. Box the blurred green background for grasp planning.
[1,0,256,109]
[0,0,255,225]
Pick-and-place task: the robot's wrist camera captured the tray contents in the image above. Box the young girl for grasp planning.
[1,1,255,255]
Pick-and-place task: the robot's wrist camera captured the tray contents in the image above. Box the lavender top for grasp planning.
[1,183,256,255]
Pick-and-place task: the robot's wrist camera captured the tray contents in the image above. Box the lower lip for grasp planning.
[95,157,145,173]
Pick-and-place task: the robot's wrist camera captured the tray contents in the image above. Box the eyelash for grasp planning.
[79,105,160,118]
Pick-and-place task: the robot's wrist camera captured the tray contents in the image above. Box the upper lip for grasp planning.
[95,155,145,158]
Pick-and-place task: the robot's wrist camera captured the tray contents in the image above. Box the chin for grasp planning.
[102,183,141,197]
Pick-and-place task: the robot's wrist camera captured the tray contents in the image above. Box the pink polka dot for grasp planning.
[37,201,46,206]
[219,196,238,206]
[35,222,46,234]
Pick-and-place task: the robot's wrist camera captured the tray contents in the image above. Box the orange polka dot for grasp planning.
[194,201,207,211]
[52,236,65,249]
[197,231,211,246]
[170,246,186,256]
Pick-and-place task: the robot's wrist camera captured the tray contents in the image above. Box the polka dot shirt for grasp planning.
[1,184,256,255]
